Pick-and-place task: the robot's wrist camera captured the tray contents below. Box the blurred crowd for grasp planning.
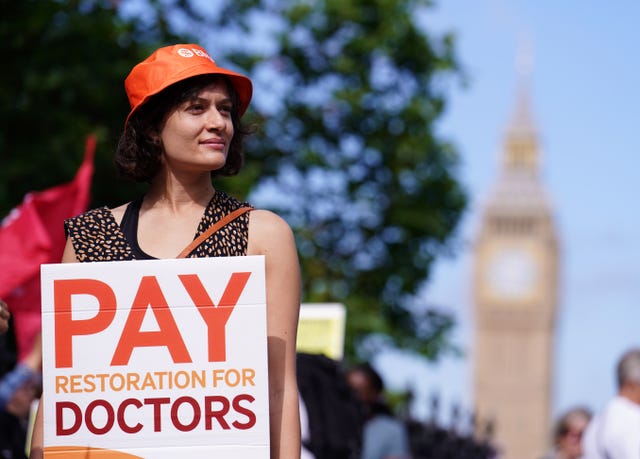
[298,348,640,459]
[297,353,496,459]
[538,348,640,459]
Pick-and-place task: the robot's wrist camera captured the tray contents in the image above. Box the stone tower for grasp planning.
[473,81,559,459]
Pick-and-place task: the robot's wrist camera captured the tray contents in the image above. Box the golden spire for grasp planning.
[503,36,539,174]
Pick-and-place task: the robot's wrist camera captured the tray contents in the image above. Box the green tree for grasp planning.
[0,0,182,215]
[183,0,468,360]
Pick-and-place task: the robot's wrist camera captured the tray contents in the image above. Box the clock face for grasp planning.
[486,246,538,298]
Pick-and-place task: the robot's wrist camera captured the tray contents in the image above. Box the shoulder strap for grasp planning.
[177,206,253,259]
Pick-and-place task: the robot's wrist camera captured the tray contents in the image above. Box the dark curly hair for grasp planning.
[115,74,252,183]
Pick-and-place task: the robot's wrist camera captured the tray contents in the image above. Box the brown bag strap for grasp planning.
[177,206,253,259]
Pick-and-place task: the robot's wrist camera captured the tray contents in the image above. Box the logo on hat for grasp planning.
[177,48,195,58]
[177,47,214,62]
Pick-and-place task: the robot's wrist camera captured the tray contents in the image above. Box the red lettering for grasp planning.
[117,398,143,434]
[179,272,251,362]
[204,395,231,429]
[112,276,191,365]
[55,395,257,436]
[54,279,116,368]
[171,396,201,432]
[232,394,256,429]
[56,401,83,436]
[85,399,114,435]
[144,397,171,432]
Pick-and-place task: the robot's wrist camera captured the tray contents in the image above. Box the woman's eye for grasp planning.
[219,105,232,115]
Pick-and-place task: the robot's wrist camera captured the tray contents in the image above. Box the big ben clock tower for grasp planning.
[473,81,559,459]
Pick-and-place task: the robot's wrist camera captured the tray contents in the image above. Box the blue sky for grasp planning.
[376,0,640,425]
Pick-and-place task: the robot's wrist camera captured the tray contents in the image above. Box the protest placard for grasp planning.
[40,256,268,458]
[296,303,346,360]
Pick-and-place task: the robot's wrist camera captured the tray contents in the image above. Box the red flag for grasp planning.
[0,135,95,359]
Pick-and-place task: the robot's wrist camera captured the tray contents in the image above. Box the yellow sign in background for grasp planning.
[296,303,346,360]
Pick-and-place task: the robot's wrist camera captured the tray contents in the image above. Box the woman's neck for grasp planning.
[146,171,215,210]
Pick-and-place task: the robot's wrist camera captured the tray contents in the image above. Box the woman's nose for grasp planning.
[206,108,225,131]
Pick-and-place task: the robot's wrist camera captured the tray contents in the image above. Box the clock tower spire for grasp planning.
[503,34,540,175]
[472,53,559,458]
[503,82,540,173]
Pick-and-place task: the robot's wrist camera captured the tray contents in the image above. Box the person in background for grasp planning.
[347,362,410,459]
[0,303,42,403]
[542,406,592,459]
[297,353,365,459]
[582,348,640,459]
[0,301,42,459]
[29,43,301,458]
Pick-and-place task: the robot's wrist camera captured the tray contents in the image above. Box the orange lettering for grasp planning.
[111,276,191,365]
[54,279,116,368]
[179,272,250,362]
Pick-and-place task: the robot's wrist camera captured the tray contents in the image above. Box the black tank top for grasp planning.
[120,197,154,260]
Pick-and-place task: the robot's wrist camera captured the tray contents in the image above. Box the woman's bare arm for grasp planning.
[248,210,301,459]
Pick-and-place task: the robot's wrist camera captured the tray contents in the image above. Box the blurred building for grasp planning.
[473,79,559,459]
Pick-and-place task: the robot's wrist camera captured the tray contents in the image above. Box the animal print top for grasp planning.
[64,190,251,261]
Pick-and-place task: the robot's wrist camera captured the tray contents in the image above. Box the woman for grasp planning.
[542,406,592,459]
[30,44,301,458]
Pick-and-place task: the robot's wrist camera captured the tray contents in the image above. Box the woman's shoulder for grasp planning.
[65,206,113,228]
[64,204,130,239]
[247,209,295,252]
[64,204,134,262]
[109,203,129,225]
[66,202,130,227]
[248,208,291,230]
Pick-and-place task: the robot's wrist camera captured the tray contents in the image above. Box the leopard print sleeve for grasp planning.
[64,207,135,262]
[189,191,251,258]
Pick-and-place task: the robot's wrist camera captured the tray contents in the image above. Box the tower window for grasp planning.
[490,217,535,235]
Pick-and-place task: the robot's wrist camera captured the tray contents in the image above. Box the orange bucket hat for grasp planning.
[124,44,253,126]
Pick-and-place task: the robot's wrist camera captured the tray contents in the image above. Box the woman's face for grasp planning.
[159,80,234,174]
[558,413,590,459]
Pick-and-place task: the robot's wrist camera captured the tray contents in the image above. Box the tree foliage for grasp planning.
[1,0,467,361]
[0,0,182,215]
[183,0,468,359]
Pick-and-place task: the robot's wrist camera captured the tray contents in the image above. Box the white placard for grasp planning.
[40,256,269,458]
